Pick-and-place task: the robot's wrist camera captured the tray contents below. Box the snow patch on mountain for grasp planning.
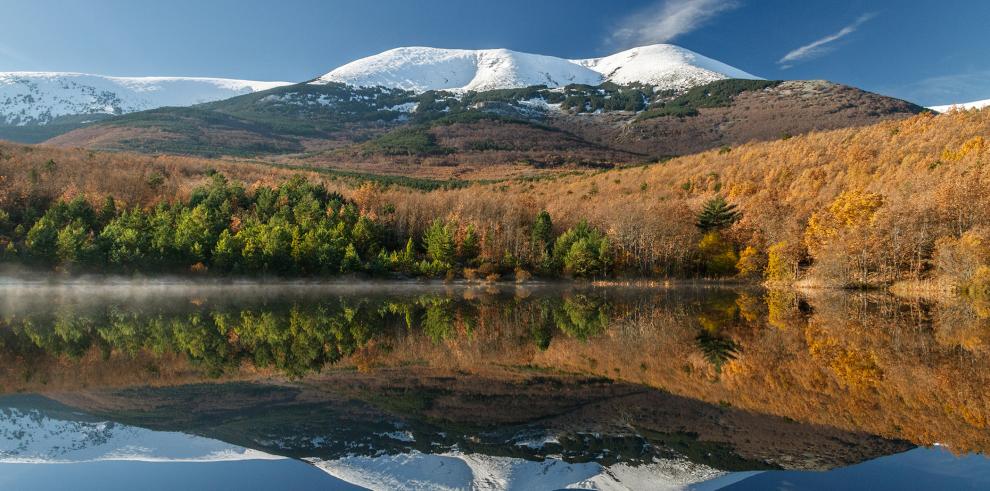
[308,450,725,491]
[929,99,990,112]
[0,72,292,126]
[0,406,283,464]
[314,44,759,93]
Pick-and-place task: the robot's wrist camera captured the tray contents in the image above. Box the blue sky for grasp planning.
[1,0,987,105]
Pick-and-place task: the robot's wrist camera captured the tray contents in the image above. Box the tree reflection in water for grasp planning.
[2,284,990,454]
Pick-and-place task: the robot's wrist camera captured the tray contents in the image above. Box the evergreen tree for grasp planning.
[458,224,479,265]
[423,219,454,265]
[98,196,117,226]
[341,243,362,272]
[552,221,610,277]
[56,221,95,266]
[696,195,741,232]
[695,330,740,373]
[213,229,240,272]
[531,210,554,254]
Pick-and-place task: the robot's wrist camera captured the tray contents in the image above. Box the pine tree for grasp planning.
[341,243,362,272]
[423,219,454,265]
[98,196,117,226]
[696,195,741,232]
[531,210,554,254]
[458,224,479,265]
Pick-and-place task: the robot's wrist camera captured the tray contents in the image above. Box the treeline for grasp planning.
[0,172,626,279]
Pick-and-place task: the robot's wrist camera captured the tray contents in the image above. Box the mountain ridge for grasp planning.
[315,43,760,93]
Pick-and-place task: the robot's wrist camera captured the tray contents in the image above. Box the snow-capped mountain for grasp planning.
[314,44,760,93]
[929,98,990,112]
[0,397,735,490]
[0,72,291,126]
[310,451,729,491]
[0,404,282,463]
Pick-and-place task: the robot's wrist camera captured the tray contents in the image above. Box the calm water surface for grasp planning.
[1,281,988,490]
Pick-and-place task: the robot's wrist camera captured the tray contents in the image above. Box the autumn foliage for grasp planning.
[4,107,990,284]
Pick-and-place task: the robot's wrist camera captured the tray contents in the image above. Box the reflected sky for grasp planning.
[0,460,361,491]
[721,447,990,491]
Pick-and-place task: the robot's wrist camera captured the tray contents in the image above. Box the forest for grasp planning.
[2,107,990,288]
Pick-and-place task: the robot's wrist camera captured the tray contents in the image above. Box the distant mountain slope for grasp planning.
[0,72,291,142]
[315,44,760,93]
[47,78,925,177]
[930,98,990,112]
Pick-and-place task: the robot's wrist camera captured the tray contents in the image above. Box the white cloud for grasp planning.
[609,0,739,48]
[778,13,876,68]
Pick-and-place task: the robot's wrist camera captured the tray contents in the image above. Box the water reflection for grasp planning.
[2,283,990,488]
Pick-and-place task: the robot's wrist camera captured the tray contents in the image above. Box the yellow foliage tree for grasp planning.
[765,241,798,282]
[698,231,738,276]
[804,190,884,254]
[735,246,765,279]
[804,190,885,285]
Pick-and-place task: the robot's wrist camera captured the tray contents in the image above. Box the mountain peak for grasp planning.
[313,44,759,93]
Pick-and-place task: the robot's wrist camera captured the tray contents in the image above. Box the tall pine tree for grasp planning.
[696,195,741,232]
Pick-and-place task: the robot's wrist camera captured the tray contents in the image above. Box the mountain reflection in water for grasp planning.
[1,282,989,489]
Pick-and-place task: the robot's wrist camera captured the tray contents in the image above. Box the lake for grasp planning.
[1,280,988,490]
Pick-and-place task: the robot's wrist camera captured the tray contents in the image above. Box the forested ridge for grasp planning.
[2,108,990,287]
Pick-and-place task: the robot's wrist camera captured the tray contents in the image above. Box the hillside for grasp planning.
[45,78,925,178]
[3,107,989,287]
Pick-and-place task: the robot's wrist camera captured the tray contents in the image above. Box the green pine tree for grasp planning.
[423,218,454,265]
[531,210,553,254]
[458,224,479,265]
[98,196,117,226]
[341,242,362,272]
[696,195,741,232]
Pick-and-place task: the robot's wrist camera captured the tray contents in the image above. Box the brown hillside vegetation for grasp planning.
[289,119,646,180]
[41,80,922,182]
[555,80,924,157]
[3,108,990,284]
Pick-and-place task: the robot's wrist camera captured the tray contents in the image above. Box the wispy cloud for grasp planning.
[609,0,739,48]
[778,13,877,68]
